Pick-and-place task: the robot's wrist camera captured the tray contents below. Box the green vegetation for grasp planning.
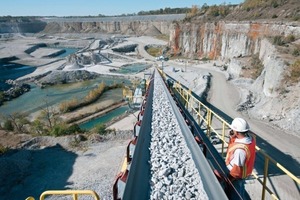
[250,54,264,79]
[241,54,264,79]
[200,57,211,62]
[285,59,300,84]
[31,119,46,135]
[272,34,297,46]
[146,46,164,57]
[1,111,84,136]
[185,5,199,19]
[185,0,295,21]
[85,82,106,102]
[93,125,116,136]
[2,113,30,133]
[183,3,231,22]
[292,47,300,57]
[207,4,230,17]
[243,0,285,10]
[137,7,191,16]
[286,34,296,43]
[0,144,8,155]
[49,123,69,137]
[3,119,14,131]
[49,123,83,137]
[59,98,79,113]
[0,92,4,103]
[59,82,123,113]
[293,15,300,21]
[272,34,299,58]
[94,123,107,135]
[155,34,169,42]
[0,96,85,136]
[273,35,285,46]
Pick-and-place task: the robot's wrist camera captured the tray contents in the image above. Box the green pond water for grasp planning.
[0,77,129,116]
[57,47,79,57]
[79,105,129,130]
[0,60,149,129]
[115,63,151,74]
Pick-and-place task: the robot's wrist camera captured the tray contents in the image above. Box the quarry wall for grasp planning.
[39,14,185,36]
[0,22,47,34]
[168,20,300,134]
[169,21,300,59]
[42,21,172,36]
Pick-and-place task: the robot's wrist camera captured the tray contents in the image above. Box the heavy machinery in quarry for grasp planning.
[26,68,300,200]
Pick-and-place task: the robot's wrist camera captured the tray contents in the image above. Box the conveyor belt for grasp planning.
[121,70,228,200]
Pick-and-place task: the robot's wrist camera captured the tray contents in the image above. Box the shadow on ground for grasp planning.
[0,144,77,200]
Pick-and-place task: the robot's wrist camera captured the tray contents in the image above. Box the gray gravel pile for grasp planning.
[149,73,208,200]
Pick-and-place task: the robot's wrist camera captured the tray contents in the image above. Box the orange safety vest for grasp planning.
[225,134,256,179]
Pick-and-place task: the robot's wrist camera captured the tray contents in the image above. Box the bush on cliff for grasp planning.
[49,123,83,137]
[286,59,300,84]
[3,120,14,131]
[94,123,107,136]
[1,113,30,134]
[250,54,264,79]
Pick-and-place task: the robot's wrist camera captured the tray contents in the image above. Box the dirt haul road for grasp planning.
[189,64,300,200]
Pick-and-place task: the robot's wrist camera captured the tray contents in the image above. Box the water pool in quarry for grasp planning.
[0,63,36,90]
[0,77,128,116]
[113,63,151,74]
[79,105,129,130]
[0,53,148,129]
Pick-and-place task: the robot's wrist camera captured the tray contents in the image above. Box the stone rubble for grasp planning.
[149,72,208,200]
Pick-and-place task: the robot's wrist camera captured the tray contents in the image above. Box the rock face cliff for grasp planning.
[43,21,172,36]
[169,21,300,135]
[169,21,300,59]
[0,21,47,34]
[41,15,185,36]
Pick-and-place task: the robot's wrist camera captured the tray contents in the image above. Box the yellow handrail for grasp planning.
[159,68,300,200]
[26,190,100,200]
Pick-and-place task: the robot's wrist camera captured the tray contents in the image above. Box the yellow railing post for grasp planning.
[39,190,100,200]
[198,101,201,125]
[73,193,78,200]
[262,157,270,200]
[187,89,192,110]
[206,109,212,136]
[221,122,226,157]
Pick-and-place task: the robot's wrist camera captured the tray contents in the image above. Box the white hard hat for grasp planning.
[230,118,249,132]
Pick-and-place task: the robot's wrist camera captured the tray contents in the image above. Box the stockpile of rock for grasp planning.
[36,70,99,86]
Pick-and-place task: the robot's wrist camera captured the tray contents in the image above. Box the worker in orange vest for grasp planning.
[225,117,256,200]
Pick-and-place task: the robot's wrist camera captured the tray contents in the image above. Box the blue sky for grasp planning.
[1,0,244,17]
